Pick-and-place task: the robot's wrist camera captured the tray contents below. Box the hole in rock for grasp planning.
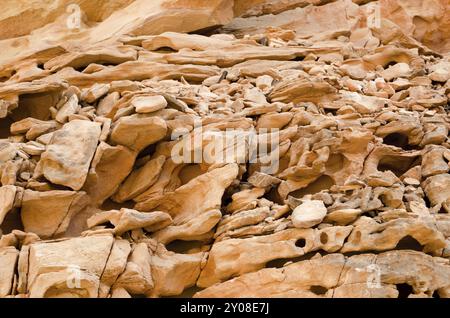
[222,183,242,208]
[432,290,441,298]
[384,61,398,68]
[166,240,207,254]
[325,154,344,173]
[295,238,306,248]
[290,175,335,198]
[0,208,23,234]
[74,65,89,73]
[363,210,378,218]
[137,143,157,159]
[221,193,234,207]
[265,251,321,269]
[394,235,423,251]
[310,285,328,295]
[383,133,411,150]
[257,37,268,46]
[0,116,14,138]
[240,164,251,183]
[377,155,420,177]
[293,55,305,61]
[190,25,221,36]
[265,186,285,205]
[155,46,178,53]
[320,232,328,244]
[396,283,413,298]
[423,195,431,209]
[101,198,135,211]
[431,80,443,87]
[8,92,59,123]
[326,109,339,116]
[438,206,448,214]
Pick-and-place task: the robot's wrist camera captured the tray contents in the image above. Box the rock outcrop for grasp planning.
[0,0,450,299]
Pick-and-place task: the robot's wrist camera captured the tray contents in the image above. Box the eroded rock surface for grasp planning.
[0,0,450,299]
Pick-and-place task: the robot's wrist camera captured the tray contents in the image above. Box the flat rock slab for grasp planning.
[110,115,167,152]
[133,95,168,113]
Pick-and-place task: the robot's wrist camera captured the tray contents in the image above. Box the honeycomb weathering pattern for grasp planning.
[0,0,450,298]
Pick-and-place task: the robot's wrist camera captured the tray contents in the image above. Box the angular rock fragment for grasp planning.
[83,142,137,206]
[26,235,115,298]
[0,247,18,297]
[35,120,101,191]
[149,244,206,297]
[110,115,167,152]
[133,95,168,114]
[113,243,153,296]
[0,185,16,226]
[113,155,165,203]
[21,190,89,238]
[55,94,80,124]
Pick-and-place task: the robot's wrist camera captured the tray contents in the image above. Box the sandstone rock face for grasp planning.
[380,0,450,54]
[196,250,450,298]
[0,0,450,299]
[0,0,235,67]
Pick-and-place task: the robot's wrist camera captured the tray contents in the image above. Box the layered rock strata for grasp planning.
[0,0,450,298]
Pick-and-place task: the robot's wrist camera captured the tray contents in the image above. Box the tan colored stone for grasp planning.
[198,226,352,287]
[0,247,19,297]
[113,243,153,295]
[341,217,446,254]
[110,115,167,152]
[0,185,16,226]
[26,235,115,297]
[83,142,137,206]
[0,0,449,299]
[35,120,101,191]
[87,208,172,235]
[149,244,206,297]
[55,94,80,124]
[133,95,168,114]
[291,200,327,229]
[196,250,450,298]
[113,155,165,203]
[21,190,89,238]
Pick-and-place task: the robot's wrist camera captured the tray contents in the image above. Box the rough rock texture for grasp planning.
[0,0,450,299]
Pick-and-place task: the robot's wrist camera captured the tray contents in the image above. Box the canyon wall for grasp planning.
[0,0,449,298]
